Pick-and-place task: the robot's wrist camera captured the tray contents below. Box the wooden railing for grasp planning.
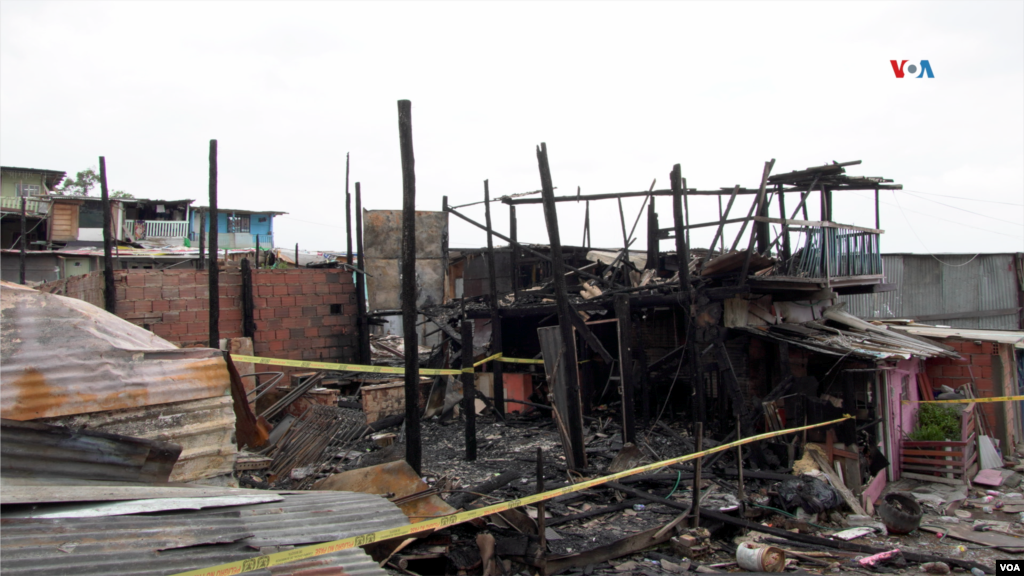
[0,196,49,215]
[139,220,188,238]
[901,404,978,483]
[753,217,883,279]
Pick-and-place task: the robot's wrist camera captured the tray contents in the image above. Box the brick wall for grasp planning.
[924,339,1001,429]
[42,268,357,371]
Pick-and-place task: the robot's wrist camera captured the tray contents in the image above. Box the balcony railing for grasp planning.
[137,220,188,238]
[770,221,882,279]
[254,234,274,249]
[0,196,49,216]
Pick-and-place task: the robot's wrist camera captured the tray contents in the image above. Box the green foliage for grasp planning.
[908,403,961,442]
[56,167,133,198]
[57,168,99,196]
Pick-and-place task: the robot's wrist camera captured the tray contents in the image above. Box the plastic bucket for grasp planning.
[736,543,786,572]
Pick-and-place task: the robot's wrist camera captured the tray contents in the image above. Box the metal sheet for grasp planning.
[3,495,285,519]
[1,419,181,485]
[0,282,230,421]
[0,480,300,505]
[0,492,403,576]
[362,210,447,259]
[840,254,1021,331]
[365,258,445,311]
[37,395,238,483]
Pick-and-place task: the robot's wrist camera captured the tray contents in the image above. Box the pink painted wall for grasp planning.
[886,358,921,481]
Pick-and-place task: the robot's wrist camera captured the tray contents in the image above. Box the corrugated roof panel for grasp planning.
[0,492,404,576]
[840,254,1020,331]
[0,283,230,421]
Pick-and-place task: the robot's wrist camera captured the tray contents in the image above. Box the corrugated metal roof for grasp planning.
[0,282,230,421]
[840,254,1022,330]
[1,419,181,484]
[36,395,237,483]
[0,492,405,576]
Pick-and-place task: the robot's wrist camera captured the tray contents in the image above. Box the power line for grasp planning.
[904,191,1024,227]
[855,190,1023,239]
[901,189,1023,206]
[890,192,983,268]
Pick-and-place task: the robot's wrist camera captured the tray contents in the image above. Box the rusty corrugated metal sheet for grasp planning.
[840,254,1021,330]
[0,492,405,576]
[1,419,181,484]
[0,282,230,421]
[36,396,237,483]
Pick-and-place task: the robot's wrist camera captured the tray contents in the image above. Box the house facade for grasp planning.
[189,207,284,250]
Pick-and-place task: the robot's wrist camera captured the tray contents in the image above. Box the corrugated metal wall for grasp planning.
[840,254,1023,330]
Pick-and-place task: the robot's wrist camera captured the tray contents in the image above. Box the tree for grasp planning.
[57,166,133,198]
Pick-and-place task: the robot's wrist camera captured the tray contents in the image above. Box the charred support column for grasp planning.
[537,143,586,470]
[461,319,476,461]
[99,157,116,313]
[483,180,505,415]
[345,153,353,266]
[614,294,636,443]
[738,159,775,286]
[255,236,261,268]
[755,190,771,255]
[634,321,651,429]
[295,243,299,269]
[689,422,703,528]
[241,257,256,339]
[646,197,658,271]
[874,188,880,230]
[355,183,370,365]
[671,165,690,290]
[778,184,791,261]
[18,198,27,285]
[198,211,206,271]
[208,140,220,348]
[509,205,519,300]
[398,100,422,474]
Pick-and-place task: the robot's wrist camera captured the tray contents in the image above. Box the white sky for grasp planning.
[2,1,1022,255]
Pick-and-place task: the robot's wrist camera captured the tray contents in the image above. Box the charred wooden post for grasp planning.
[617,198,630,262]
[755,189,771,255]
[294,243,299,269]
[18,197,27,285]
[646,197,658,270]
[738,159,775,286]
[345,153,353,266]
[614,294,636,443]
[99,157,116,312]
[874,187,880,230]
[461,319,476,461]
[670,165,690,290]
[483,180,505,415]
[537,142,586,470]
[583,200,591,248]
[255,236,260,269]
[356,182,370,365]
[208,140,220,348]
[709,186,739,256]
[778,184,792,261]
[689,421,703,528]
[536,447,547,568]
[198,211,206,271]
[634,321,651,428]
[241,257,256,339]
[398,99,422,474]
[682,178,691,248]
[509,205,519,300]
[736,419,745,501]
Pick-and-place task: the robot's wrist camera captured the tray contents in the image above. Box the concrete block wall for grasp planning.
[42,268,357,371]
[924,339,1001,430]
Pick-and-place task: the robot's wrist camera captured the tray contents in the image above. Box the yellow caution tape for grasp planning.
[232,355,463,376]
[171,415,852,576]
[233,354,545,377]
[473,352,504,368]
[902,394,1024,405]
[498,356,545,365]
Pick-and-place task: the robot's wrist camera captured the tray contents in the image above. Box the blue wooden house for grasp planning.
[189,207,286,249]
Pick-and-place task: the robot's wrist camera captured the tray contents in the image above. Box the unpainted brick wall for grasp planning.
[42,268,357,372]
[924,339,1001,429]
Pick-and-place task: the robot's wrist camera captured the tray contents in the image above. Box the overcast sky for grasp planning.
[2,1,1021,256]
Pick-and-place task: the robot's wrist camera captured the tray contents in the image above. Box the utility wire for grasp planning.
[890,191,983,268]
[902,189,1023,206]
[854,190,1022,239]
[904,191,1024,227]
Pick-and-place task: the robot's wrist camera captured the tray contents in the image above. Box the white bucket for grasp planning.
[736,543,786,572]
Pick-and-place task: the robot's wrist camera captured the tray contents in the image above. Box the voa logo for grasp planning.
[890,60,935,78]
[997,560,1024,575]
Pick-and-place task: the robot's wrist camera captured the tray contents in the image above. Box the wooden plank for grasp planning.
[900,471,965,486]
[808,449,867,515]
[902,449,965,458]
[752,216,883,235]
[920,525,1024,553]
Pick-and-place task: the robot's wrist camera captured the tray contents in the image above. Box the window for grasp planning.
[227,215,250,233]
[16,184,41,197]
